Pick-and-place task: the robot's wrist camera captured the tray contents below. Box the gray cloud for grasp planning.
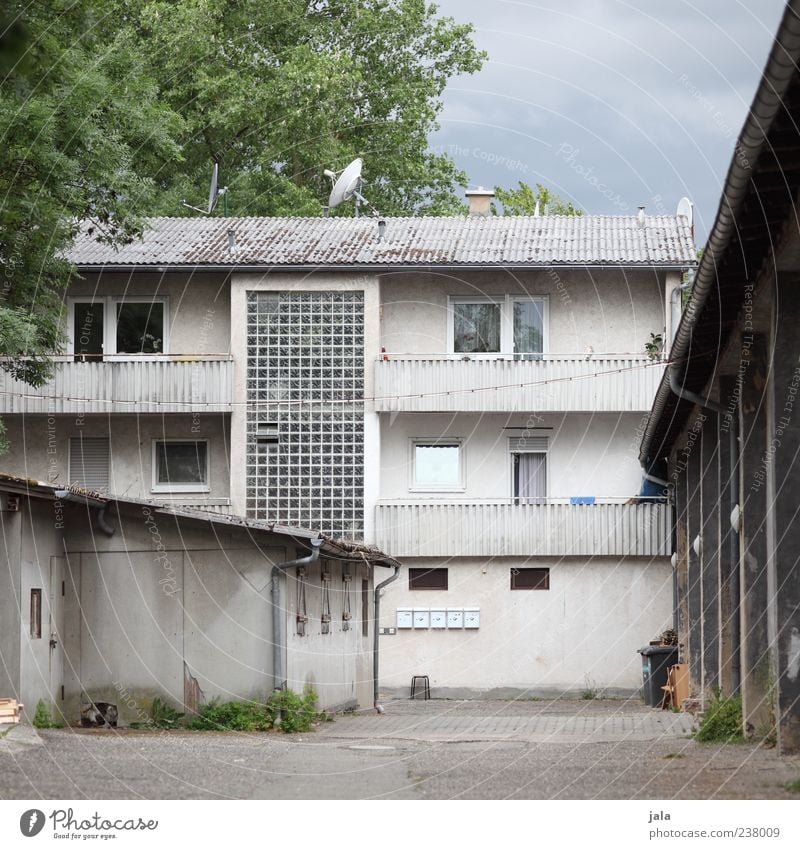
[432,0,787,241]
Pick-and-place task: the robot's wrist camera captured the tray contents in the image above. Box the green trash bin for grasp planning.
[638,645,679,707]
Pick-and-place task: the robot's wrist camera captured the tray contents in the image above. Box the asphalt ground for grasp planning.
[1,699,799,800]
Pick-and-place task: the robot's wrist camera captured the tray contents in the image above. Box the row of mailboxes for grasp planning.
[396,608,480,629]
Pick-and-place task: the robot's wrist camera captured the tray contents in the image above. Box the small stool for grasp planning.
[410,675,430,700]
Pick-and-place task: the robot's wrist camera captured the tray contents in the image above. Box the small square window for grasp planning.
[116,302,164,354]
[510,568,550,590]
[409,568,448,590]
[411,440,464,491]
[153,441,209,492]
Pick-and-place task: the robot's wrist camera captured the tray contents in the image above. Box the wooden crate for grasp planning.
[0,698,24,723]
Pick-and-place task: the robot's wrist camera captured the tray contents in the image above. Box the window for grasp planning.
[411,439,464,491]
[69,437,110,491]
[511,568,550,590]
[30,589,42,638]
[449,296,546,355]
[153,441,209,492]
[510,437,547,503]
[68,298,168,359]
[409,568,448,590]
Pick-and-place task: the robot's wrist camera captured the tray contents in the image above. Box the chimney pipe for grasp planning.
[227,229,237,254]
[465,186,495,217]
[377,218,386,242]
[637,206,646,228]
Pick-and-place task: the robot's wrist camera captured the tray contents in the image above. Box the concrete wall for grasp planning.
[379,412,647,501]
[70,272,231,356]
[380,269,668,355]
[0,493,375,722]
[379,555,673,696]
[1,414,231,508]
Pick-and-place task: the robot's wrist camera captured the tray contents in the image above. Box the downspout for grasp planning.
[669,274,696,344]
[667,363,724,414]
[373,564,401,713]
[728,421,742,693]
[271,538,323,692]
[54,490,115,536]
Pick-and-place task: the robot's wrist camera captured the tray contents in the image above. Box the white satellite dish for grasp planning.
[207,162,219,214]
[677,196,694,228]
[328,158,364,209]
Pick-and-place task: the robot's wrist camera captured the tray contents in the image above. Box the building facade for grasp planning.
[0,204,696,701]
[639,0,800,754]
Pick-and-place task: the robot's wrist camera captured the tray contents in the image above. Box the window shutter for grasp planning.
[508,437,548,453]
[69,438,110,491]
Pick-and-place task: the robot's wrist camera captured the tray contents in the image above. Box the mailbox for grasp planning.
[464,607,480,629]
[430,609,446,629]
[447,608,463,628]
[396,608,413,629]
[413,608,430,629]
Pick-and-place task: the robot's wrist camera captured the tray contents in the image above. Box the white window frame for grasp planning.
[447,295,548,356]
[152,439,210,493]
[508,436,549,501]
[68,297,170,359]
[409,438,465,493]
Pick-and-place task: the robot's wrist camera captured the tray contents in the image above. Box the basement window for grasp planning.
[409,568,448,591]
[510,568,550,590]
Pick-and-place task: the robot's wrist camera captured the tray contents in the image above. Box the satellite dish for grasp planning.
[677,197,693,228]
[207,162,219,214]
[328,158,363,209]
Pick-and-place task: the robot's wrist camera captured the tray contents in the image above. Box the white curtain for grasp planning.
[515,452,546,502]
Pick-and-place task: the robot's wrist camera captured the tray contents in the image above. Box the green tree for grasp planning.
[494,181,582,216]
[0,1,183,450]
[109,0,486,216]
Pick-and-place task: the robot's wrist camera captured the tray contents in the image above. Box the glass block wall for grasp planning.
[246,291,365,538]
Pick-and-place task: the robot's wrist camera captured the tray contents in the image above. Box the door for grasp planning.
[513,452,547,503]
[49,557,66,713]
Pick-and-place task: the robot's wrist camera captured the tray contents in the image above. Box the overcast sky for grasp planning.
[431,0,787,242]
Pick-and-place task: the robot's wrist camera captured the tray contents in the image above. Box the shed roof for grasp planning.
[68,214,696,269]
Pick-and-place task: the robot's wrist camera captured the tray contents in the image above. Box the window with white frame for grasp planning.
[449,296,546,355]
[70,298,167,360]
[411,439,464,491]
[510,436,547,502]
[153,441,209,492]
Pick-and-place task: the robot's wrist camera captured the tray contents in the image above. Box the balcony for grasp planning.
[374,354,664,413]
[374,499,671,558]
[0,356,234,414]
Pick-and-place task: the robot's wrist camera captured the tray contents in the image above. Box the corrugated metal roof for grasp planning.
[68,214,696,268]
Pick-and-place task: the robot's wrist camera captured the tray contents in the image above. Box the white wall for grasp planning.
[379,269,667,355]
[70,272,231,356]
[379,412,648,502]
[379,556,673,695]
[1,414,231,507]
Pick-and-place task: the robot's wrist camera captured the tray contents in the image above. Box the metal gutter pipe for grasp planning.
[667,363,724,415]
[271,538,323,692]
[54,490,115,536]
[373,564,401,713]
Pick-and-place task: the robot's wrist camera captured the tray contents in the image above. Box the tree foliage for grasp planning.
[109,0,486,216]
[494,181,582,216]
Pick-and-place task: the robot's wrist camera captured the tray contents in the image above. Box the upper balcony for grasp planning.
[373,354,664,413]
[0,356,234,415]
[374,499,671,558]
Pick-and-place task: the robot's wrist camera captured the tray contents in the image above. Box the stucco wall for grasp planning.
[1,414,231,507]
[379,555,672,696]
[379,412,647,501]
[69,272,231,355]
[379,269,668,355]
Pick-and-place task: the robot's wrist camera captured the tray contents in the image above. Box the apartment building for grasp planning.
[0,197,696,700]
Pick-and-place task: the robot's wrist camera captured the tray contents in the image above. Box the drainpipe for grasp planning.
[667,363,723,414]
[373,564,401,713]
[728,423,742,694]
[669,274,696,345]
[271,538,323,692]
[54,490,115,536]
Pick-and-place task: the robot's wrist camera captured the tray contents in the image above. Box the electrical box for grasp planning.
[430,609,446,629]
[447,608,463,629]
[464,607,480,629]
[396,608,413,629]
[413,608,430,629]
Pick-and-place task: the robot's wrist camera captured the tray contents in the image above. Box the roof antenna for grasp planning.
[181,161,229,216]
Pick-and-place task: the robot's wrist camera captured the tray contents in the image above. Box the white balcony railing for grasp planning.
[374,354,664,412]
[374,500,671,558]
[0,356,234,414]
